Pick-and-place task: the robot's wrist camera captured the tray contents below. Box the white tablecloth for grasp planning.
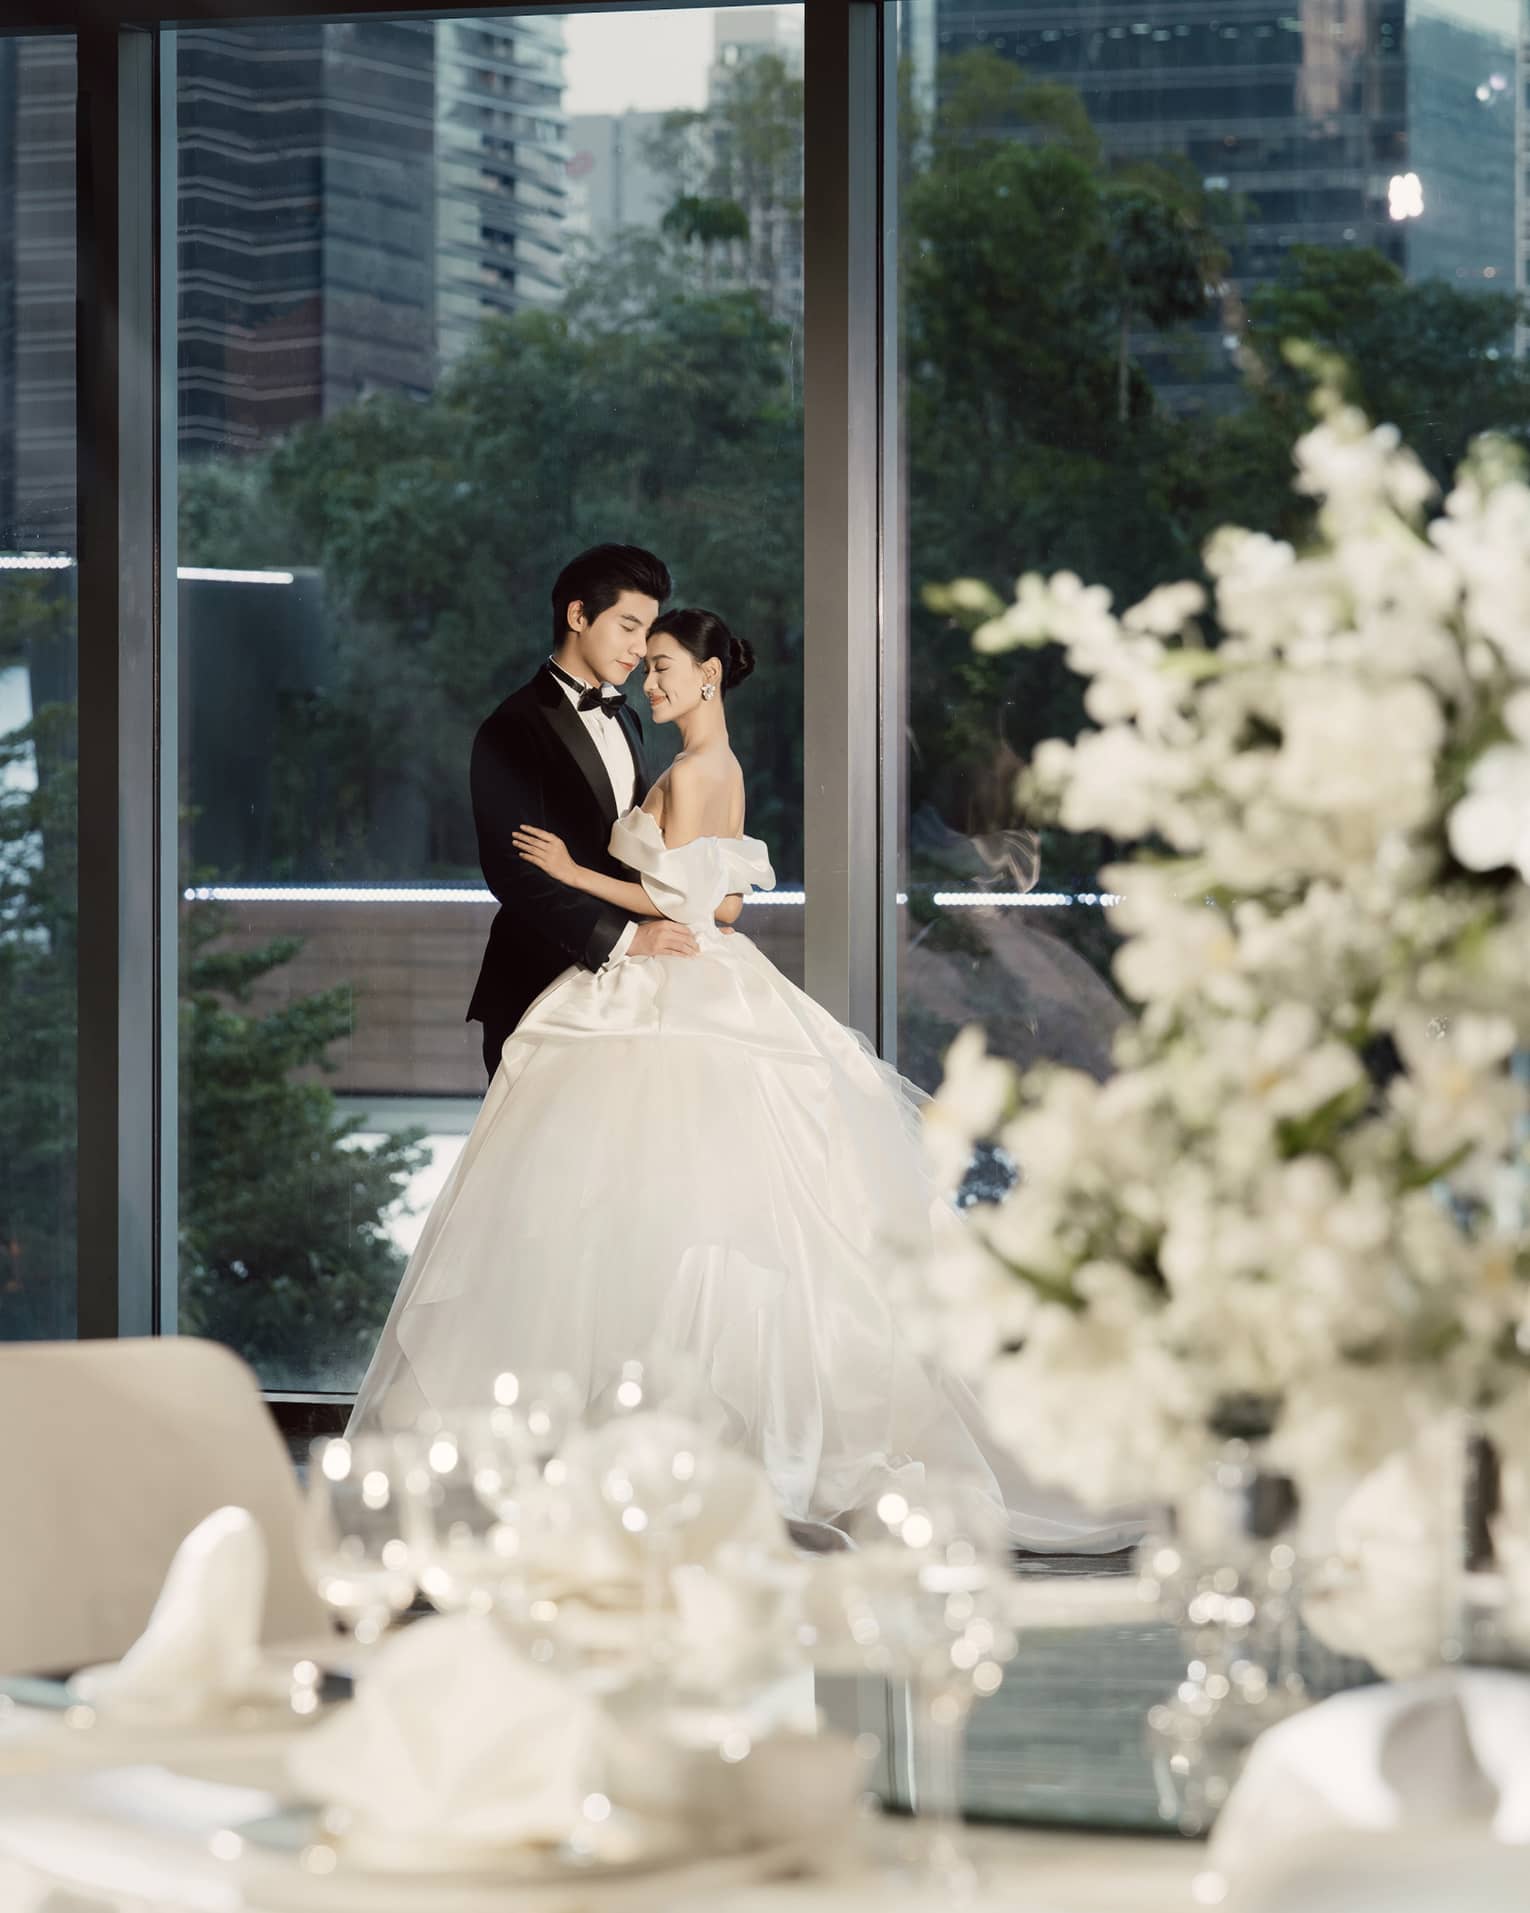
[0,1717,1202,1913]
[6,1712,1527,1912]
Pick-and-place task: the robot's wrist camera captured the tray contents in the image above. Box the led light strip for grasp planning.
[184,884,1117,909]
[184,885,486,905]
[176,567,295,584]
[931,890,1122,908]
[1,556,295,583]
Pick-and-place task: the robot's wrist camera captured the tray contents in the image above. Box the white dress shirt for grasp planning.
[549,662,639,964]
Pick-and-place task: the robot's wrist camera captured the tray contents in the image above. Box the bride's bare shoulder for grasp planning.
[660,748,743,841]
[667,746,733,786]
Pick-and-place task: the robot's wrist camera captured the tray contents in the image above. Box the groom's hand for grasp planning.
[630,921,700,959]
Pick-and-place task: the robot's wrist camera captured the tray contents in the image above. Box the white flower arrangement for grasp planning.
[922,362,1530,1517]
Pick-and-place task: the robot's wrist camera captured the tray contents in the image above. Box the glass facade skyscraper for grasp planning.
[0,37,76,552]
[907,1,1521,385]
[177,18,566,460]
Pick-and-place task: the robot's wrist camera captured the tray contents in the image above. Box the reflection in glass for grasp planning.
[0,37,77,1340]
[894,0,1526,1092]
[175,11,804,1390]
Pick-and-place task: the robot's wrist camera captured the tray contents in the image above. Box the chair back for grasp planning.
[0,1337,328,1675]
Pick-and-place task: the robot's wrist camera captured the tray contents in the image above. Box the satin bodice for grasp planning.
[609,807,775,927]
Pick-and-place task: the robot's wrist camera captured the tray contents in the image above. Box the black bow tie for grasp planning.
[549,661,626,717]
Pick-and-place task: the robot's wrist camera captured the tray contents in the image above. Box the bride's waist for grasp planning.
[667,918,733,944]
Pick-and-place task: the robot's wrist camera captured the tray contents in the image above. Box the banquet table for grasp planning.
[0,1705,1206,1913]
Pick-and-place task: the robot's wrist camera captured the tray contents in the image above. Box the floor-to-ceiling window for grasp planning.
[173,6,805,1391]
[0,34,77,1342]
[890,0,1526,1092]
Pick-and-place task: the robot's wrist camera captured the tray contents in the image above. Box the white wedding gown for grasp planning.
[349,809,1135,1552]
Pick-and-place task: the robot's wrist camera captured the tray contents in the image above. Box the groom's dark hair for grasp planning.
[551,544,672,645]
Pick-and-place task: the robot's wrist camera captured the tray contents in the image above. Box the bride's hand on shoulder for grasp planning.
[513,825,583,889]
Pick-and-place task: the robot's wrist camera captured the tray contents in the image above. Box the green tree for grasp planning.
[0,578,77,1339]
[901,50,1217,867]
[646,51,804,323]
[894,50,1244,1060]
[179,457,312,573]
[1101,183,1215,423]
[661,193,751,254]
[185,239,805,882]
[1195,247,1530,545]
[179,904,425,1389]
[0,569,421,1367]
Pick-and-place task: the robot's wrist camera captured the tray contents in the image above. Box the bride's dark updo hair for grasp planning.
[652,607,756,696]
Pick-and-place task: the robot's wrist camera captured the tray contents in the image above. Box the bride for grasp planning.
[349,607,1129,1550]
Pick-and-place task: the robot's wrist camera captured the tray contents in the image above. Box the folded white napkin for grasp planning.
[79,1505,266,1720]
[1209,1669,1530,1891]
[286,1612,590,1863]
[288,1608,857,1871]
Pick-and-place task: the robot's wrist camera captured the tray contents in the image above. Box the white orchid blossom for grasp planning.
[918,384,1530,1515]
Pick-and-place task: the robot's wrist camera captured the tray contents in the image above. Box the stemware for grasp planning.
[404,1378,582,1616]
[299,1436,417,1660]
[1141,1436,1307,1833]
[592,1409,719,1673]
[836,1476,1017,1898]
[484,1367,583,1478]
[492,1404,729,1868]
[402,1418,529,1617]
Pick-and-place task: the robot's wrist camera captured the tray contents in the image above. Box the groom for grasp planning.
[467,544,699,1077]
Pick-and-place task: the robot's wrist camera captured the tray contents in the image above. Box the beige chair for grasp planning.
[0,1337,329,1676]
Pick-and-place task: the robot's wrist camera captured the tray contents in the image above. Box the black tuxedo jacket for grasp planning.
[467,665,650,1067]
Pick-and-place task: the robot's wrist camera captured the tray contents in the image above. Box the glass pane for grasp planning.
[0,37,78,1341]
[174,8,804,1391]
[893,0,1523,1092]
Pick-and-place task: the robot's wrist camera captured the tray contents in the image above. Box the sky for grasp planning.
[562,8,717,117]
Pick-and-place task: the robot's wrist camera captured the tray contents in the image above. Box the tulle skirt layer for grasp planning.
[349,930,1133,1550]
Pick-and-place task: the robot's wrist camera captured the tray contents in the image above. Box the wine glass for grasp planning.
[299,1436,417,1662]
[837,1476,1017,1898]
[591,1409,719,1675]
[496,1406,723,1868]
[484,1367,583,1481]
[402,1416,534,1617]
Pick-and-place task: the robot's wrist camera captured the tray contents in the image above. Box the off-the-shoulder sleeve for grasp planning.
[722,837,775,896]
[609,810,774,922]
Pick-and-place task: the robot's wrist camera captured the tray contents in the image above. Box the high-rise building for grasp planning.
[907,1,1522,374]
[177,17,567,460]
[564,111,674,246]
[177,22,440,458]
[565,12,804,323]
[711,4,805,79]
[434,18,568,366]
[1405,2,1520,296]
[0,36,76,553]
[706,7,804,323]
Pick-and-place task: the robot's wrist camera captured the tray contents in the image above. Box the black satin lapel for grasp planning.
[621,705,651,804]
[540,679,618,830]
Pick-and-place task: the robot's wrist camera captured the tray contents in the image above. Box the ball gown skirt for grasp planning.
[349,810,1133,1551]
